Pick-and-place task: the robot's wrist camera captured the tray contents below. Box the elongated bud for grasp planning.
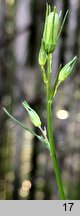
[58,56,77,83]
[38,48,47,66]
[22,101,41,127]
[43,5,60,53]
[38,40,47,66]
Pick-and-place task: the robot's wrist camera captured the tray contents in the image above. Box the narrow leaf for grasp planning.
[3,108,40,139]
[57,10,69,40]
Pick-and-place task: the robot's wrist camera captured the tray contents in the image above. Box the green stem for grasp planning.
[46,55,66,200]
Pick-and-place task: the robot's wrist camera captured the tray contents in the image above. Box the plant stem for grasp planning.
[46,55,66,200]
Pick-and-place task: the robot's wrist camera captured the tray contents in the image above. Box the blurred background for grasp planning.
[0,0,80,200]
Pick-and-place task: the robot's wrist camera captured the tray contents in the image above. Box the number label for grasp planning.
[63,203,74,211]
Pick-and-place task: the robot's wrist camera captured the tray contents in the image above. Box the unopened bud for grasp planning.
[22,101,41,127]
[38,42,47,66]
[58,56,77,83]
[43,6,60,53]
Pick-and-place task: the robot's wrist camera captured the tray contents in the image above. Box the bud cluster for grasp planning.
[38,3,77,90]
[38,4,62,66]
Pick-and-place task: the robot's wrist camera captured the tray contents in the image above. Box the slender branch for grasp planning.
[50,64,62,101]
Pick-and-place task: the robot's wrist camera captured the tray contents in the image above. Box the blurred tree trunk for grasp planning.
[0,0,7,200]
[12,0,33,200]
[0,0,12,199]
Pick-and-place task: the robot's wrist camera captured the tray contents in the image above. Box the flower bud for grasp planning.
[58,56,77,83]
[43,6,60,53]
[38,41,47,66]
[22,101,41,127]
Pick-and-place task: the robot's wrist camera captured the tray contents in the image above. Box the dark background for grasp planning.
[0,0,80,200]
